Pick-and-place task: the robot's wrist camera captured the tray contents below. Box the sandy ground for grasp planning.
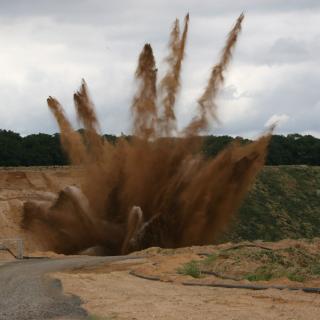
[55,257,320,320]
[53,243,320,320]
[0,166,82,254]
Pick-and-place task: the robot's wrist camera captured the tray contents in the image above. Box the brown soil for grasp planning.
[56,272,320,320]
[0,166,82,254]
[55,243,320,320]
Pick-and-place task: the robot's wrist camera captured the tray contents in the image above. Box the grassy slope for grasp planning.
[225,166,320,242]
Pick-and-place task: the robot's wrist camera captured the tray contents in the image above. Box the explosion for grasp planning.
[22,13,271,255]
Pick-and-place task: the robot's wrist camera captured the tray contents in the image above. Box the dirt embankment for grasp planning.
[0,166,81,254]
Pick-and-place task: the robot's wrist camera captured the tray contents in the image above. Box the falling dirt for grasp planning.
[22,13,272,256]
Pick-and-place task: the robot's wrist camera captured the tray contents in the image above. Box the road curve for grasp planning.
[0,255,135,320]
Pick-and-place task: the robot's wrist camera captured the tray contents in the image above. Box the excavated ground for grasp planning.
[0,166,82,254]
[0,167,319,319]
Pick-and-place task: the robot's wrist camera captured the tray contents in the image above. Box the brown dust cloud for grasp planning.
[22,13,271,255]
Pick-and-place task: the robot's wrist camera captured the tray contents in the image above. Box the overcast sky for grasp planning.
[0,0,319,138]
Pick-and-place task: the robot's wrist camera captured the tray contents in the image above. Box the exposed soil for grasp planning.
[55,241,320,320]
[57,272,320,320]
[0,166,82,254]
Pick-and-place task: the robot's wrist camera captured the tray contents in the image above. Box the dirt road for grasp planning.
[0,256,136,320]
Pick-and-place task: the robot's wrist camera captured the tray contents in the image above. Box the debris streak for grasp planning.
[184,13,244,135]
[158,14,189,136]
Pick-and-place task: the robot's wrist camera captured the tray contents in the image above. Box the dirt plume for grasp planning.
[74,80,105,162]
[158,14,189,136]
[22,13,271,255]
[47,97,87,165]
[184,13,244,135]
[132,43,158,140]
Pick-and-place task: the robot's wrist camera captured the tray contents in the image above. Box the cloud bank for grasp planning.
[0,0,319,137]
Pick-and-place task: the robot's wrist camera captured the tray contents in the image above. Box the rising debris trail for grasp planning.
[132,43,158,140]
[22,13,271,256]
[158,13,189,136]
[184,13,244,135]
[47,97,87,165]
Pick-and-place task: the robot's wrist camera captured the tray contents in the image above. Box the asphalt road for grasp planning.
[0,255,134,320]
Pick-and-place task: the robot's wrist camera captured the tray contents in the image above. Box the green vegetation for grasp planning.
[0,130,319,166]
[226,166,320,241]
[245,269,273,281]
[203,133,320,165]
[242,246,320,282]
[177,260,202,278]
[0,130,67,166]
[0,129,118,166]
[179,242,320,282]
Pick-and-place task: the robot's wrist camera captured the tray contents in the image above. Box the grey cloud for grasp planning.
[213,64,320,137]
[0,0,319,138]
[2,0,320,20]
[268,38,310,64]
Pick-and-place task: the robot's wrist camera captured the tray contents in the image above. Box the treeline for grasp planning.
[0,129,319,166]
[202,134,320,166]
[0,131,66,166]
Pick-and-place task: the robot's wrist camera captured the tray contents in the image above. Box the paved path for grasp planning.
[0,256,134,320]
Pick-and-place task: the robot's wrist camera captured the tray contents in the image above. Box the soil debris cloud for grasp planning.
[22,13,271,255]
[158,13,189,136]
[132,43,158,140]
[185,13,244,135]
